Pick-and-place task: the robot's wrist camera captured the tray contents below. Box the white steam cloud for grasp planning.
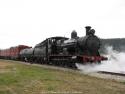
[76,46,125,73]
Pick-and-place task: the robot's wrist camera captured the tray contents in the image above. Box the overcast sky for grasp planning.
[0,0,125,49]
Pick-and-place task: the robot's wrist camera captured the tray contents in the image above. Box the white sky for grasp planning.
[0,0,125,48]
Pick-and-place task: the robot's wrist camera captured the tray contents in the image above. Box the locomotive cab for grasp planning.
[48,37,68,54]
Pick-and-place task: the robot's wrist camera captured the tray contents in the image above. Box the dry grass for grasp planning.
[0,60,15,74]
[0,59,125,94]
[0,61,13,68]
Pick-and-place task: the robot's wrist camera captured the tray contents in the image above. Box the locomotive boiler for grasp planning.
[19,26,107,68]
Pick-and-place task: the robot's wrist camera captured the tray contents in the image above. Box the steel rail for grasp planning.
[98,71,125,76]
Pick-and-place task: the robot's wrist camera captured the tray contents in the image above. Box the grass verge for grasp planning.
[0,59,125,94]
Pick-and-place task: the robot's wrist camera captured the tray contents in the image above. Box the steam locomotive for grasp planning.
[19,26,107,68]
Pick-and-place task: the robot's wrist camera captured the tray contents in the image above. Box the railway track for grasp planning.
[98,71,125,77]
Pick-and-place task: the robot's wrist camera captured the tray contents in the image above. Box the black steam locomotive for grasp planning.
[19,26,107,68]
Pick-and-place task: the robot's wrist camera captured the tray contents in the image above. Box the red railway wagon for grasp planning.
[0,45,31,60]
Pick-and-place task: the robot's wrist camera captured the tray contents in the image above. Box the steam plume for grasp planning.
[76,46,125,73]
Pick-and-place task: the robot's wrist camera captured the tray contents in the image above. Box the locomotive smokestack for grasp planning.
[85,26,91,35]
